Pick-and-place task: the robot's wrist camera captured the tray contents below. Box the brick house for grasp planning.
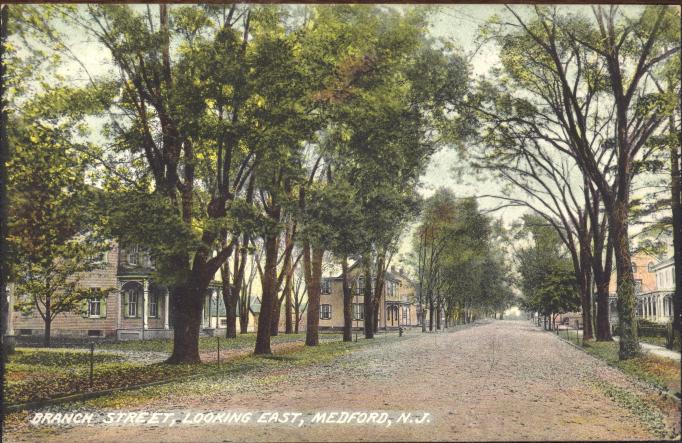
[10,242,259,341]
[316,263,419,331]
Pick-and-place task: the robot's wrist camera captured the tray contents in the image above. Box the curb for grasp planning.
[537,322,681,404]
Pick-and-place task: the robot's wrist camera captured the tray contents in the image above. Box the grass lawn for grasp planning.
[4,333,401,408]
[98,331,340,353]
[557,330,681,396]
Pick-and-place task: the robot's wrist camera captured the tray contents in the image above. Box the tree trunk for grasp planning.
[304,246,323,346]
[610,202,640,359]
[167,285,203,363]
[363,255,374,339]
[284,262,293,334]
[255,227,280,355]
[579,242,594,341]
[224,287,237,339]
[429,296,434,331]
[436,302,442,330]
[0,5,11,359]
[595,273,613,341]
[240,279,251,334]
[373,251,386,333]
[43,317,51,348]
[342,257,352,342]
[270,295,281,336]
[670,109,682,349]
[580,282,594,340]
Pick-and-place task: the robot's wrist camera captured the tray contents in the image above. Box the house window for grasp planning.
[88,330,102,337]
[631,262,637,273]
[357,277,364,294]
[634,279,642,294]
[353,303,364,320]
[18,329,32,336]
[149,292,158,318]
[320,304,331,320]
[125,287,140,318]
[127,245,140,266]
[402,306,408,321]
[88,299,101,317]
[321,278,332,295]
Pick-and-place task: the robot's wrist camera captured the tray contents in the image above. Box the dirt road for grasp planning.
[7,321,679,441]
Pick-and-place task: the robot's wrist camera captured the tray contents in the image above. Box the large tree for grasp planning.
[8,101,112,346]
[479,5,679,358]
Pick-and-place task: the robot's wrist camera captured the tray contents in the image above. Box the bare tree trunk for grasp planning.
[239,279,250,334]
[167,284,203,363]
[270,295,281,336]
[363,255,374,339]
[610,201,640,359]
[255,218,280,355]
[429,295,434,331]
[670,107,682,349]
[43,317,51,348]
[304,245,323,346]
[342,257,352,342]
[284,260,293,334]
[595,269,613,341]
[373,250,386,333]
[0,4,12,359]
[579,240,594,341]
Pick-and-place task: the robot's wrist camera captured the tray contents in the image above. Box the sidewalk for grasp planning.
[613,336,681,361]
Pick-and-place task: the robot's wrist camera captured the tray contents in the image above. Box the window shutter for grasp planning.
[328,304,332,319]
[101,295,107,318]
[123,291,128,318]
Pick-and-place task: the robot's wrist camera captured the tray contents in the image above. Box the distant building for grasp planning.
[10,242,259,341]
[607,254,675,325]
[315,263,420,331]
[639,257,675,323]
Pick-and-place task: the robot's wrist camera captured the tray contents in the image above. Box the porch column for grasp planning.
[658,295,664,321]
[215,289,220,329]
[143,279,149,330]
[164,288,170,330]
[117,281,123,329]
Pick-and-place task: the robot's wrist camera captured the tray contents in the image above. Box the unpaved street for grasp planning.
[7,321,679,441]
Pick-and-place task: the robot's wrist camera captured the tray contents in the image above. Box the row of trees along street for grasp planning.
[0,4,680,364]
[464,5,681,359]
[409,188,517,330]
[1,5,475,361]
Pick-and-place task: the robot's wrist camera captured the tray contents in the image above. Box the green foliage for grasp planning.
[8,94,113,325]
[516,215,580,316]
[411,189,515,319]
